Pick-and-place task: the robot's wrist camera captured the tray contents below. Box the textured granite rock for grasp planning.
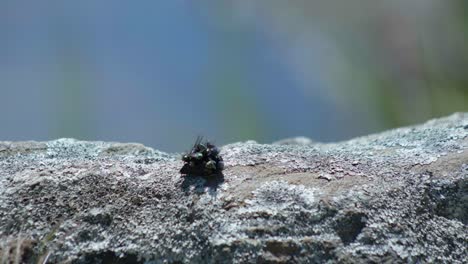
[0,113,467,263]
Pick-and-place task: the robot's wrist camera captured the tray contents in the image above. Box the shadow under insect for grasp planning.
[180,172,225,195]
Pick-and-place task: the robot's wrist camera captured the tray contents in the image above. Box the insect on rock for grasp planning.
[180,137,224,177]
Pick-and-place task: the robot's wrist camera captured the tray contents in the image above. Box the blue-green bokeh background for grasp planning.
[2,1,468,152]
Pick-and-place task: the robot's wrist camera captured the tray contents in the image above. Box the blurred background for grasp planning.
[1,0,467,152]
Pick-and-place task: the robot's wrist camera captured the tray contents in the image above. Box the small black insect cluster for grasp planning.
[180,137,224,176]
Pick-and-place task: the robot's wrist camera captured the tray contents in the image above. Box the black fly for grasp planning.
[180,137,224,176]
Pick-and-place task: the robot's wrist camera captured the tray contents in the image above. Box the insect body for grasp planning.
[180,137,224,176]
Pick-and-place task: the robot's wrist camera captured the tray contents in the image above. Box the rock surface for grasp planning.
[0,113,467,263]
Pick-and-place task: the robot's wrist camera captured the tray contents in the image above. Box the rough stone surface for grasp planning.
[0,113,467,264]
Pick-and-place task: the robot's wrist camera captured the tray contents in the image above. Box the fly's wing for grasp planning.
[191,136,203,153]
[183,138,198,160]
